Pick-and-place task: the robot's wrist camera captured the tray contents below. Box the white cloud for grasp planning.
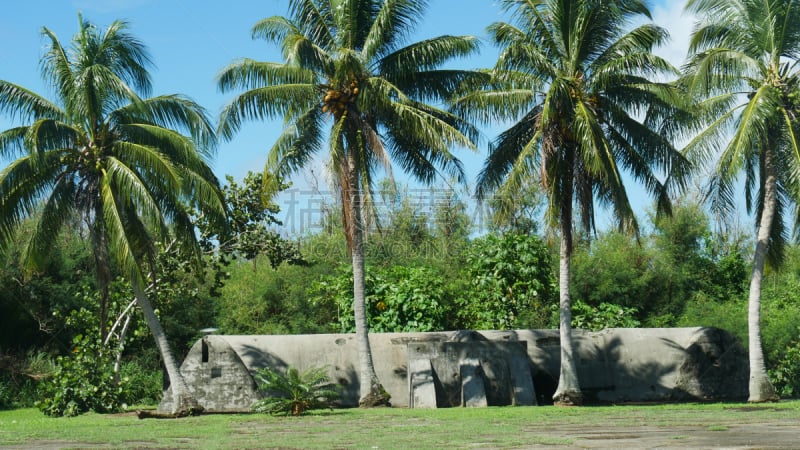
[652,0,696,70]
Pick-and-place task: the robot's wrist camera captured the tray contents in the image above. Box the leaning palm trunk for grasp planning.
[552,183,583,406]
[131,277,201,415]
[747,149,779,402]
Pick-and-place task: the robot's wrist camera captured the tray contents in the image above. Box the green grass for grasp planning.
[0,402,798,449]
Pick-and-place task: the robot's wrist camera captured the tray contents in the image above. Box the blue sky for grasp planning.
[1,0,695,233]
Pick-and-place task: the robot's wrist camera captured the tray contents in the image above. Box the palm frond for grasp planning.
[110,140,181,195]
[0,81,64,122]
[39,26,75,109]
[726,85,781,170]
[217,60,316,93]
[105,156,168,235]
[476,106,541,199]
[362,0,427,60]
[23,178,78,272]
[115,95,217,155]
[453,89,532,125]
[218,84,317,141]
[95,18,153,96]
[252,366,339,416]
[23,119,77,160]
[264,106,325,187]
[0,127,31,159]
[379,35,480,77]
[98,164,153,286]
[287,0,336,50]
[0,153,63,248]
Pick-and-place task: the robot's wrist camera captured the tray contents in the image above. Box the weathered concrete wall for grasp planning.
[159,336,260,413]
[407,334,536,407]
[158,327,748,412]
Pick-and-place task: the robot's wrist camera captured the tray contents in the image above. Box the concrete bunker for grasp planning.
[159,327,748,412]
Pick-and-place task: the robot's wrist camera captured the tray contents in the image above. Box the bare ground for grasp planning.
[524,420,800,449]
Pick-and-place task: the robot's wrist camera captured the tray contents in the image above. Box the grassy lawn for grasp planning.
[1,401,799,449]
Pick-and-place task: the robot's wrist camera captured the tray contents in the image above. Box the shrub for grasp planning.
[14,378,41,408]
[569,300,641,331]
[0,351,53,409]
[37,335,127,417]
[675,295,747,346]
[769,338,800,398]
[0,380,11,410]
[119,361,163,406]
[218,259,338,335]
[458,233,556,330]
[252,366,339,416]
[313,265,447,333]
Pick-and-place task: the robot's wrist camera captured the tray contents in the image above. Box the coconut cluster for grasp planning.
[321,79,360,115]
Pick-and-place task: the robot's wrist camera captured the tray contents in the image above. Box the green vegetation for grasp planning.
[459,233,556,330]
[3,183,800,410]
[37,334,126,417]
[2,0,800,419]
[314,265,449,333]
[252,366,340,416]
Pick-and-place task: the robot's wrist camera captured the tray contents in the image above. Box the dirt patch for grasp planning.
[527,420,800,449]
[725,406,783,412]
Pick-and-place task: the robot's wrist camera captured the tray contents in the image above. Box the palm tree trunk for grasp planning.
[91,222,112,342]
[747,148,779,402]
[348,157,388,408]
[552,162,583,406]
[131,276,202,415]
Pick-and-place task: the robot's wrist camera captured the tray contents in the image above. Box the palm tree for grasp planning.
[452,0,690,405]
[682,0,800,402]
[218,0,479,406]
[0,15,227,414]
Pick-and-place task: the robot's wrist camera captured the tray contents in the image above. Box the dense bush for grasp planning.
[37,335,127,417]
[119,361,163,406]
[676,284,800,397]
[217,258,338,334]
[761,277,800,365]
[0,219,95,356]
[458,233,556,330]
[0,377,41,410]
[571,232,655,317]
[313,265,448,333]
[676,294,748,345]
[0,351,52,410]
[770,339,800,398]
[0,379,10,410]
[570,202,749,326]
[569,301,641,331]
